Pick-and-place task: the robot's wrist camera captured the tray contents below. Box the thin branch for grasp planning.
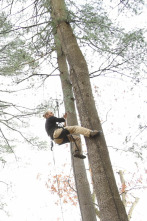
[16,68,59,84]
[0,128,17,161]
[102,108,111,124]
[0,100,39,111]
[0,121,36,147]
[0,181,8,186]
[0,87,33,93]
[9,0,14,14]
[120,185,147,194]
[118,170,127,207]
[133,126,147,141]
[67,179,77,193]
[0,21,48,35]
[128,197,139,221]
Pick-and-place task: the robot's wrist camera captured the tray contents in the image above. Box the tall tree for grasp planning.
[50,0,128,220]
[56,40,97,220]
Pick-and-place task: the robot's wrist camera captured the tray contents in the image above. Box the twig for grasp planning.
[102,108,111,124]
[118,170,127,207]
[128,197,139,221]
[67,179,77,193]
[0,128,17,161]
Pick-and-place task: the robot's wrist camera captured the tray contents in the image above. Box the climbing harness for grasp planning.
[51,127,80,153]
[51,126,86,159]
[68,134,80,151]
[54,127,70,145]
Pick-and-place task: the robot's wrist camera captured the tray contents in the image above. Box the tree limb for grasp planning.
[118,170,127,207]
[128,197,139,220]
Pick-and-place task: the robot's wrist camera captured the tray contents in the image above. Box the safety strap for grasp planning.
[51,140,54,151]
[68,134,80,152]
[52,128,80,152]
[54,128,70,145]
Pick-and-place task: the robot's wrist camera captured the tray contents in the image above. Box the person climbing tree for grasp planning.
[43,110,101,159]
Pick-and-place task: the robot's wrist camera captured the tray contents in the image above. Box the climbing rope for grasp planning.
[47,99,65,221]
[51,147,65,221]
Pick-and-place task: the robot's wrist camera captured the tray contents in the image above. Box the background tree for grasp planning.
[56,42,97,220]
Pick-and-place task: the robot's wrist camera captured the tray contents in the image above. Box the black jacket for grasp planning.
[45,116,65,139]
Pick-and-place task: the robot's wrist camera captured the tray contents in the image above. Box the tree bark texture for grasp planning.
[55,34,97,221]
[50,0,129,220]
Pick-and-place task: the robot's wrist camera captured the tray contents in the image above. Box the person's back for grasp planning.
[45,116,65,139]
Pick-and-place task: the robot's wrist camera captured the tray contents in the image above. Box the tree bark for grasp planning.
[55,33,97,221]
[50,0,129,220]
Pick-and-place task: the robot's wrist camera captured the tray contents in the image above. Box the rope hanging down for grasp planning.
[49,100,65,220]
[51,147,65,221]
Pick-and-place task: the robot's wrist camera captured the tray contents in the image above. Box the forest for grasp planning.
[0,0,147,220]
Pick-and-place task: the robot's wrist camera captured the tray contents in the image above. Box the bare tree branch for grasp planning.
[102,108,112,124]
[0,128,17,161]
[118,170,127,207]
[128,197,139,221]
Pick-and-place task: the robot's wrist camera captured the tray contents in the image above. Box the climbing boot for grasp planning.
[73,151,86,159]
[90,130,102,137]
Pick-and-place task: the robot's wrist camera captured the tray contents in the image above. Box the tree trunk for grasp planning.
[50,0,128,220]
[55,32,97,221]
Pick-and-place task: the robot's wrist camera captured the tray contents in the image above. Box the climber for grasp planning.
[43,110,101,159]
